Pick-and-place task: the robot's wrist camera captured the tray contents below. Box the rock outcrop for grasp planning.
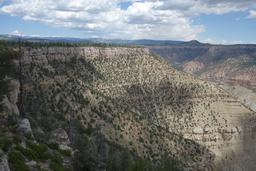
[0,78,20,118]
[0,155,10,171]
[51,128,71,150]
[17,118,33,138]
[0,44,74,171]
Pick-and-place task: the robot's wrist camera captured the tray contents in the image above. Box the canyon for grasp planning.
[148,41,256,113]
[1,44,256,170]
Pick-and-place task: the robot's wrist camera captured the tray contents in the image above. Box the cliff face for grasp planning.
[0,45,76,171]
[1,46,256,170]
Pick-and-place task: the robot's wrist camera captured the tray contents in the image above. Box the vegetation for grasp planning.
[240,60,256,68]
[0,41,19,102]
[106,146,183,171]
[0,135,12,152]
[50,160,69,171]
[59,149,72,157]
[15,145,38,160]
[0,39,141,48]
[0,40,232,170]
[8,150,29,171]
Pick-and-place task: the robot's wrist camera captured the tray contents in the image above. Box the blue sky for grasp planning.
[1,0,256,44]
[195,12,256,44]
[0,14,84,38]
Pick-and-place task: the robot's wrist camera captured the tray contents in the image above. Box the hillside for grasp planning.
[148,42,256,85]
[1,44,256,170]
[148,42,256,113]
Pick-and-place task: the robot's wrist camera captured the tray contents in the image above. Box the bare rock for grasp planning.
[17,118,33,137]
[26,160,37,167]
[0,155,10,171]
[203,125,211,133]
[51,128,70,149]
[7,79,20,105]
[193,127,204,134]
[1,96,19,117]
[0,78,20,118]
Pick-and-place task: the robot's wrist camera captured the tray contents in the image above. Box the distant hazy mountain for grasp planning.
[0,34,184,45]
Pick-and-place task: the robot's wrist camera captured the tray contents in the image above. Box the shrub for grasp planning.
[26,141,49,160]
[48,142,59,150]
[49,152,62,164]
[49,160,68,171]
[59,149,71,157]
[30,143,48,154]
[8,151,29,171]
[139,137,144,143]
[13,135,22,144]
[85,124,93,135]
[0,136,12,152]
[15,145,37,160]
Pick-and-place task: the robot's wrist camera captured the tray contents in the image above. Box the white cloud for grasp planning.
[11,30,23,36]
[205,38,217,44]
[1,0,256,40]
[204,38,244,45]
[247,10,256,18]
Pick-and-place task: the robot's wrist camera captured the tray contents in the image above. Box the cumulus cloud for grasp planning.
[1,0,256,40]
[247,10,256,18]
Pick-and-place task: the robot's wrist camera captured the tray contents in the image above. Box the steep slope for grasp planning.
[0,43,76,171]
[19,47,211,170]
[1,44,256,170]
[148,42,256,114]
[18,46,256,170]
[200,56,256,85]
[182,61,205,74]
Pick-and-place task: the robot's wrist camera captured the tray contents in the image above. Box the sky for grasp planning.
[0,0,256,44]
